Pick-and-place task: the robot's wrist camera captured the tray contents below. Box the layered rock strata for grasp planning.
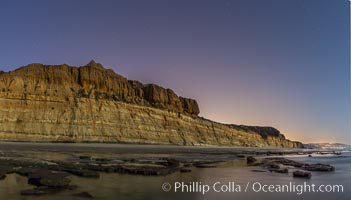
[0,61,302,147]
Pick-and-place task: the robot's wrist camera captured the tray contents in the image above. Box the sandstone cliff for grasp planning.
[0,61,303,148]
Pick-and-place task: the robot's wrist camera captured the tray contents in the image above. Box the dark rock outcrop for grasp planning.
[72,192,93,198]
[24,169,71,188]
[246,156,257,165]
[0,172,6,180]
[302,163,335,172]
[293,170,312,178]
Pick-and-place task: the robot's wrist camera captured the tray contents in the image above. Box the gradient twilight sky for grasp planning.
[0,0,350,143]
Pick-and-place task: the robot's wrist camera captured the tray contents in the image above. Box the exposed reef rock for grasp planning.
[0,61,302,147]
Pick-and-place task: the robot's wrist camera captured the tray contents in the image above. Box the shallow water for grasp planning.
[0,153,350,200]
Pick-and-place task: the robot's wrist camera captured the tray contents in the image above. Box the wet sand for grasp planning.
[0,141,312,157]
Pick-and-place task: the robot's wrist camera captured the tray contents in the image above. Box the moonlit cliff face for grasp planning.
[0,61,302,148]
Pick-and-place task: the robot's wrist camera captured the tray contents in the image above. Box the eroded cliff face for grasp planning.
[0,61,303,148]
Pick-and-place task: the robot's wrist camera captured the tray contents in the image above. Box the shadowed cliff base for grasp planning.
[0,61,302,148]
